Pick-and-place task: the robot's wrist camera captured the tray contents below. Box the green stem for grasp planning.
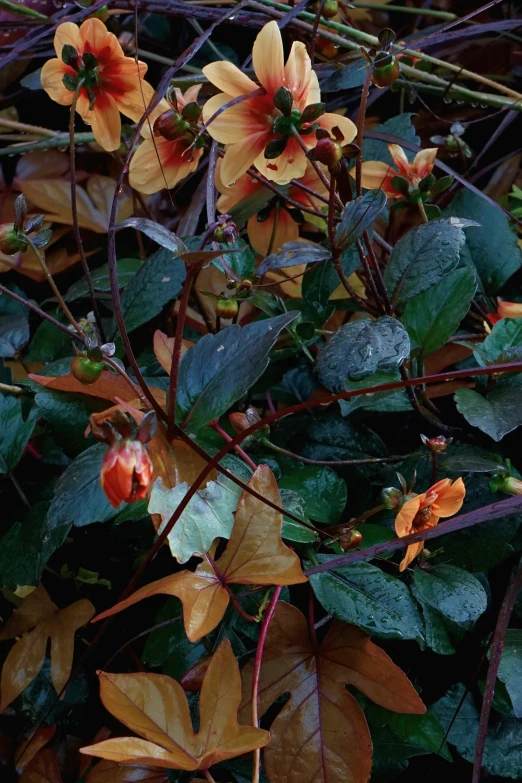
[0,0,48,18]
[0,132,96,157]
[351,1,456,19]
[395,78,522,112]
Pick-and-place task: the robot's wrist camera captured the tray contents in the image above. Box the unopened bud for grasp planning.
[372,52,400,88]
[339,529,363,551]
[0,224,26,255]
[216,298,239,320]
[71,355,104,385]
[497,476,522,497]
[312,136,343,168]
[420,434,452,453]
[321,0,338,18]
[382,486,402,509]
[154,109,190,141]
[229,412,250,434]
[180,657,211,691]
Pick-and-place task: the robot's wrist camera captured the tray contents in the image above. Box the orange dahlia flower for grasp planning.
[487,298,522,326]
[357,143,437,198]
[41,19,155,152]
[129,86,204,194]
[394,477,465,572]
[100,438,153,508]
[216,159,327,256]
[202,20,356,186]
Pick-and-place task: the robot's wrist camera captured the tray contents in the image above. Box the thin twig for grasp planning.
[0,283,84,343]
[266,441,407,466]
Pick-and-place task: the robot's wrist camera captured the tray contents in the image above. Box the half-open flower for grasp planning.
[487,298,522,326]
[41,18,155,151]
[129,86,204,194]
[202,20,356,186]
[357,143,437,198]
[394,477,465,571]
[100,438,153,509]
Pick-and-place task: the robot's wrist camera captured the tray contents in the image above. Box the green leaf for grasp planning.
[322,58,368,92]
[413,594,463,655]
[256,242,330,277]
[446,189,522,293]
[0,394,38,473]
[117,217,187,255]
[299,415,387,462]
[482,317,522,362]
[309,556,425,643]
[0,503,48,591]
[439,453,505,474]
[227,183,273,228]
[0,314,29,357]
[147,466,248,563]
[176,312,297,433]
[370,725,427,783]
[280,489,318,543]
[383,218,471,308]
[302,246,359,310]
[142,602,207,680]
[35,390,109,453]
[335,190,387,251]
[25,318,70,364]
[493,629,522,718]
[338,370,407,415]
[278,464,347,524]
[213,238,255,280]
[363,114,420,164]
[455,387,522,441]
[316,316,410,390]
[65,258,141,301]
[386,709,453,761]
[115,248,186,334]
[402,267,477,355]
[412,565,487,629]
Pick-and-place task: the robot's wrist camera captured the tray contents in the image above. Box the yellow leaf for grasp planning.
[0,585,94,711]
[80,640,269,771]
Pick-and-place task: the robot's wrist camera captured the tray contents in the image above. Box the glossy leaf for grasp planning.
[0,394,37,473]
[80,639,269,770]
[65,259,142,302]
[239,602,425,783]
[95,466,307,641]
[309,557,425,643]
[455,387,522,441]
[278,463,347,524]
[0,504,49,592]
[256,242,330,276]
[363,114,420,164]
[0,314,30,357]
[0,585,94,711]
[412,565,487,630]
[402,266,477,355]
[117,218,187,256]
[335,190,387,251]
[176,312,297,433]
[322,58,368,91]
[493,629,522,718]
[302,247,360,309]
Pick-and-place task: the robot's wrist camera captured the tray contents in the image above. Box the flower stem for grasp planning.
[167,264,197,436]
[417,200,429,224]
[203,769,218,783]
[355,65,373,198]
[351,1,456,19]
[0,132,96,157]
[0,282,84,343]
[209,421,258,471]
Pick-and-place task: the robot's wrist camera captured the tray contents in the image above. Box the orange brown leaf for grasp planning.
[19,748,63,783]
[80,639,269,771]
[153,330,192,374]
[239,602,426,783]
[87,760,168,783]
[94,465,306,641]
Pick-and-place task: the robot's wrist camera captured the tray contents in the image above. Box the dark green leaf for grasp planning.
[142,604,206,680]
[302,246,360,310]
[25,318,69,363]
[299,415,387,461]
[309,556,425,642]
[493,629,522,718]
[455,387,522,441]
[0,503,48,591]
[0,394,37,473]
[280,489,318,543]
[0,314,29,357]
[322,58,368,92]
[65,258,141,301]
[402,267,477,355]
[256,242,330,277]
[278,464,347,524]
[370,725,427,783]
[335,190,387,251]
[482,317,522,363]
[338,370,407,415]
[213,238,255,279]
[439,454,504,474]
[176,312,297,433]
[363,114,420,164]
[413,565,487,629]
[117,218,187,255]
[35,390,108,453]
[386,709,452,761]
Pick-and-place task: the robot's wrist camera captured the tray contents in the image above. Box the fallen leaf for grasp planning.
[18,748,63,783]
[94,465,307,640]
[239,601,426,783]
[87,760,168,783]
[16,726,56,772]
[80,639,269,770]
[153,330,192,374]
[30,371,166,409]
[0,585,94,711]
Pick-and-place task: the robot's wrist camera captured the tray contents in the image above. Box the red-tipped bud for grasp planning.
[180,657,211,691]
[100,439,153,508]
[70,355,104,385]
[0,224,26,256]
[381,486,402,509]
[420,434,452,453]
[216,298,239,320]
[153,109,190,141]
[372,53,400,88]
[313,136,343,168]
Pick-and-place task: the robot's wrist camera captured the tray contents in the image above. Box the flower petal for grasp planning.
[80,17,124,60]
[498,299,522,319]
[355,161,395,193]
[114,78,156,124]
[248,206,299,257]
[216,160,260,212]
[202,94,269,144]
[202,61,259,97]
[79,91,122,152]
[394,494,422,538]
[252,20,284,96]
[254,136,307,184]
[318,112,357,144]
[53,22,82,59]
[284,41,314,109]
[399,542,424,572]
[41,59,74,106]
[435,477,466,518]
[388,144,410,177]
[129,136,202,194]
[219,133,269,186]
[413,147,438,179]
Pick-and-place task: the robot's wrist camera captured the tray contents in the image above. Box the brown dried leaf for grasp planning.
[18,748,63,783]
[87,760,168,783]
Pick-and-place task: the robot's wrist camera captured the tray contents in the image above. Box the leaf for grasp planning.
[0,503,48,592]
[335,190,387,250]
[87,760,168,783]
[116,248,186,335]
[280,489,319,543]
[176,312,297,433]
[0,585,94,711]
[0,394,37,473]
[152,330,192,374]
[455,387,522,441]
[309,556,425,643]
[316,316,410,390]
[299,415,387,462]
[482,317,522,363]
[80,639,269,770]
[446,189,522,293]
[117,218,187,256]
[19,748,63,783]
[34,390,108,453]
[0,314,29,357]
[95,466,307,642]
[322,57,368,91]
[363,114,420,164]
[412,565,487,630]
[492,629,522,718]
[338,369,407,415]
[278,463,347,524]
[302,247,360,309]
[142,607,207,681]
[147,424,215,494]
[238,602,425,783]
[439,454,504,473]
[402,267,477,355]
[370,726,426,783]
[383,218,470,308]
[65,259,142,302]
[256,242,330,276]
[414,597,464,656]
[385,709,452,761]
[29,370,141,403]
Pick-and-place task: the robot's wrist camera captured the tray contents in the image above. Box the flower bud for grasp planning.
[100,438,153,508]
[312,136,343,168]
[216,298,239,320]
[420,434,452,453]
[229,412,250,434]
[180,657,211,691]
[321,0,338,18]
[381,486,402,509]
[339,529,363,551]
[239,278,253,292]
[497,476,522,497]
[91,4,109,21]
[154,109,190,141]
[0,224,26,255]
[372,53,400,88]
[70,355,104,385]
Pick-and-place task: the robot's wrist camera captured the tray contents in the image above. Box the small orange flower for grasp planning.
[100,439,153,508]
[487,298,522,326]
[41,19,155,152]
[357,143,437,198]
[202,21,356,186]
[394,477,465,571]
[129,86,204,194]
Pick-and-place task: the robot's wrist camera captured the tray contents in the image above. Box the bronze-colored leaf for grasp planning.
[0,585,94,711]
[87,760,168,783]
[19,748,63,783]
[94,466,306,641]
[80,640,269,771]
[153,330,192,374]
[239,602,426,783]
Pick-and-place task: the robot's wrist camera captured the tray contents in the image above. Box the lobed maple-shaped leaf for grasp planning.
[87,760,168,783]
[94,465,307,641]
[0,585,94,711]
[239,602,426,783]
[80,639,269,770]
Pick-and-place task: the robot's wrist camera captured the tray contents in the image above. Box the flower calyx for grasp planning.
[0,195,50,256]
[430,122,472,160]
[213,214,239,245]
[154,90,203,147]
[264,97,325,161]
[61,45,99,107]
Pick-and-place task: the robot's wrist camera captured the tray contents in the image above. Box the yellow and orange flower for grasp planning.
[216,159,327,256]
[394,477,465,571]
[487,298,522,326]
[202,21,356,186]
[41,19,155,152]
[100,438,153,508]
[129,86,204,194]
[357,143,438,198]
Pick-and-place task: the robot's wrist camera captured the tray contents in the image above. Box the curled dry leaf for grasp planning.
[94,465,307,641]
[0,584,94,711]
[80,639,269,770]
[239,601,426,783]
[19,748,63,783]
